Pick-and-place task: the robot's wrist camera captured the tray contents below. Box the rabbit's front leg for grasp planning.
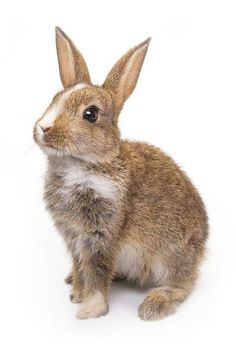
[75,231,115,319]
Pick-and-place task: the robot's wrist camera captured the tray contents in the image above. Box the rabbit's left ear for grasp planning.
[55,27,91,88]
[103,38,151,108]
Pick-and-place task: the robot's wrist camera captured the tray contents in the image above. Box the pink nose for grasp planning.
[40,125,52,134]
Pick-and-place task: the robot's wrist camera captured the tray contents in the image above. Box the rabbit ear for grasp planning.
[103,38,151,107]
[55,27,91,88]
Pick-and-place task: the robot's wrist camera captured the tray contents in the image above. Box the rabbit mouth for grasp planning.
[38,142,67,157]
[35,133,75,158]
[38,139,56,151]
[34,131,60,154]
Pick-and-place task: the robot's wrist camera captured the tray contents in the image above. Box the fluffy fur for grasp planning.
[34,27,208,320]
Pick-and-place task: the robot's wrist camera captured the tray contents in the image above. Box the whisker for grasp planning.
[20,143,36,159]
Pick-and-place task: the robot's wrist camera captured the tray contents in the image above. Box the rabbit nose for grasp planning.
[40,125,52,134]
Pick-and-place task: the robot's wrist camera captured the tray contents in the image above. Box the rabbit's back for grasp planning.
[120,140,208,243]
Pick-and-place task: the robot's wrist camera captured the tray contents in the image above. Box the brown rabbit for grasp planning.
[33,27,208,320]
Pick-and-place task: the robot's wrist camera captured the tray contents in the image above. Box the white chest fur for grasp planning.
[55,161,119,201]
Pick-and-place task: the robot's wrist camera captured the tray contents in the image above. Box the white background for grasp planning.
[0,0,236,347]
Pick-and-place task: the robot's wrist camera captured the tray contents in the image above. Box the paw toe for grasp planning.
[76,304,108,319]
[65,273,73,284]
[70,292,82,303]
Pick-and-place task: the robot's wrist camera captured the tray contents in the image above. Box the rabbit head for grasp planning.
[33,27,150,164]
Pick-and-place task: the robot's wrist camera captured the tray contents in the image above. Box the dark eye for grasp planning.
[83,106,98,123]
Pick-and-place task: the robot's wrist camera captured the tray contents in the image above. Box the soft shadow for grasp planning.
[109,280,148,311]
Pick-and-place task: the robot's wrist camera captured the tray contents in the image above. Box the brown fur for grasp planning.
[33,27,208,320]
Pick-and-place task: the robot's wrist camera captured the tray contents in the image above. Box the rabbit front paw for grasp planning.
[76,291,108,319]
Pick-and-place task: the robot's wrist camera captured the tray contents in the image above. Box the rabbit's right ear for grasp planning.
[55,27,91,88]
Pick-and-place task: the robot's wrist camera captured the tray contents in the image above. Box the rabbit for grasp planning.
[33,27,208,320]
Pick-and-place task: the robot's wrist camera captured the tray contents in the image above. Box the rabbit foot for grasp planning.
[138,286,187,320]
[76,291,108,319]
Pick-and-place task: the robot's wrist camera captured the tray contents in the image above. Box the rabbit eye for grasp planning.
[83,106,98,123]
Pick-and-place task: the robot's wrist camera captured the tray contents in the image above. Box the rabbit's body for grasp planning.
[34,28,208,320]
[44,140,207,318]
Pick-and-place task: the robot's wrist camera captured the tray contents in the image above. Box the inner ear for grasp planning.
[55,27,91,88]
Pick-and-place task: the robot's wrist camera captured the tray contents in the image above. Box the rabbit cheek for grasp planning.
[43,127,65,151]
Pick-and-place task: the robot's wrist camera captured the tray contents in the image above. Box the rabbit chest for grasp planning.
[44,161,122,252]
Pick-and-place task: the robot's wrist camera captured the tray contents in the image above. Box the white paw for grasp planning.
[76,291,108,319]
